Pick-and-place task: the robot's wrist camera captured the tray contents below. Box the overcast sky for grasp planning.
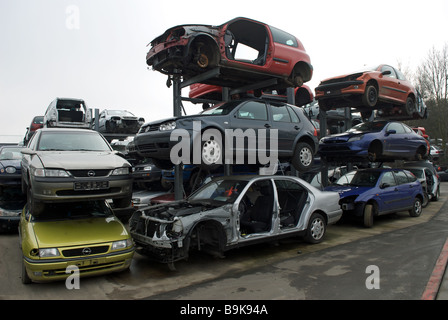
[1,0,448,138]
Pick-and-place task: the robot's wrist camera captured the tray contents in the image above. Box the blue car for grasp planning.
[318,121,429,162]
[325,168,424,227]
[0,146,23,189]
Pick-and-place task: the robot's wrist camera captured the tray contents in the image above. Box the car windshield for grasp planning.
[347,121,387,133]
[189,179,249,204]
[201,100,241,116]
[108,110,134,116]
[0,147,23,160]
[32,201,113,221]
[37,131,111,151]
[337,170,381,187]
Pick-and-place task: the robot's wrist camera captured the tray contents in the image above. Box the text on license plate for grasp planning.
[74,181,109,190]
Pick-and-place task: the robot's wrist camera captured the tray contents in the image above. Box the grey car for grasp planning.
[43,97,92,129]
[96,109,145,135]
[21,128,133,214]
[129,175,342,269]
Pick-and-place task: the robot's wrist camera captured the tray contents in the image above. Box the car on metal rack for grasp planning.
[315,64,421,120]
[43,98,92,129]
[19,200,134,284]
[318,120,429,163]
[21,128,133,215]
[129,175,342,269]
[146,17,313,90]
[325,168,424,227]
[23,116,44,145]
[134,99,319,172]
[94,109,145,135]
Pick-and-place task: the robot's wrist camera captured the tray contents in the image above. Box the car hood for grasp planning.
[321,131,364,143]
[0,159,21,168]
[36,151,129,169]
[31,216,128,248]
[324,185,371,198]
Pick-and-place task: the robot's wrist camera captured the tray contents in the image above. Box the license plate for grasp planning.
[74,181,109,190]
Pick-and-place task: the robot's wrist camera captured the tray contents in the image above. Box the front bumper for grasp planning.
[132,232,187,264]
[23,248,134,282]
[30,175,133,202]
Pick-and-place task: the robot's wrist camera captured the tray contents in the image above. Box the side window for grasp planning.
[394,171,409,185]
[380,172,396,187]
[27,131,39,150]
[287,106,301,123]
[387,122,405,134]
[403,124,413,134]
[405,171,418,183]
[237,101,267,121]
[270,26,298,47]
[271,105,291,122]
[381,65,397,78]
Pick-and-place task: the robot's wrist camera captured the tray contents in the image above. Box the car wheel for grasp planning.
[363,203,374,228]
[21,259,32,284]
[292,142,314,172]
[200,138,222,169]
[304,212,326,244]
[422,192,430,208]
[409,197,422,217]
[405,96,415,116]
[362,85,378,107]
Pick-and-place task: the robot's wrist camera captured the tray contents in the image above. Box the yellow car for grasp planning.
[19,200,134,284]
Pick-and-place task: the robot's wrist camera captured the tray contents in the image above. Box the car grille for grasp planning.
[62,245,110,257]
[42,261,127,277]
[69,169,111,177]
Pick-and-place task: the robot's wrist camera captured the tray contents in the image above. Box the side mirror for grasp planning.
[21,148,36,156]
[380,183,390,189]
[386,129,396,135]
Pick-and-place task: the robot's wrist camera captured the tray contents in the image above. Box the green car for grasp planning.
[19,200,134,284]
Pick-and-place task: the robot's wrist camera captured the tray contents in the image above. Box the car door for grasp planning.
[375,171,401,213]
[268,102,301,156]
[393,170,416,209]
[229,101,271,161]
[379,65,407,103]
[383,122,409,157]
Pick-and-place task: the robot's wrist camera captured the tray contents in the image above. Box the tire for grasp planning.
[292,142,314,172]
[409,197,422,217]
[362,85,378,107]
[405,96,415,116]
[27,184,44,216]
[304,212,326,244]
[22,259,32,284]
[363,203,374,228]
[200,137,222,170]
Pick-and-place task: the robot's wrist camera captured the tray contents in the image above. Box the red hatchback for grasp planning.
[146,17,313,90]
[315,65,418,120]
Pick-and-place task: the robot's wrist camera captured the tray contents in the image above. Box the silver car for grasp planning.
[21,128,133,214]
[96,109,145,134]
[43,97,92,129]
[129,175,342,269]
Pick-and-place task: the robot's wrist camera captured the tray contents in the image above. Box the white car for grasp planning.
[43,97,92,129]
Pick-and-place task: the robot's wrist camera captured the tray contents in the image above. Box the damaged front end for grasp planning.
[129,202,209,264]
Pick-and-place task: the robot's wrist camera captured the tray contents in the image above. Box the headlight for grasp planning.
[38,248,60,258]
[159,121,176,131]
[112,167,130,175]
[172,218,183,234]
[5,167,16,174]
[32,168,70,177]
[112,239,133,250]
[348,135,364,142]
[142,166,152,171]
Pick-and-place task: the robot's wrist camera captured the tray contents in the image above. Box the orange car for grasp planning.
[315,64,418,119]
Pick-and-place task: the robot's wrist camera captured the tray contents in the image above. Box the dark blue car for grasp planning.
[318,121,429,162]
[0,146,23,189]
[325,168,424,227]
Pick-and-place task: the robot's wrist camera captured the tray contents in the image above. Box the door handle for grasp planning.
[294,125,300,130]
[264,123,271,128]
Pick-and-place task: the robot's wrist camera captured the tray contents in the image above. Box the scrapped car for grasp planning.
[129,175,342,269]
[315,64,420,119]
[20,200,134,284]
[24,116,44,145]
[146,17,313,90]
[318,120,429,163]
[21,128,133,214]
[189,83,314,107]
[401,161,440,205]
[134,99,319,172]
[95,110,145,135]
[132,158,163,190]
[43,98,92,129]
[0,146,24,188]
[326,168,424,227]
[430,145,444,160]
[0,187,26,232]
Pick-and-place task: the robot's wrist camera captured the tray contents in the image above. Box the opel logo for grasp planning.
[82,247,92,255]
[87,170,95,177]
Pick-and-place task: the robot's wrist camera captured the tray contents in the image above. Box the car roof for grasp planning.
[39,128,98,133]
